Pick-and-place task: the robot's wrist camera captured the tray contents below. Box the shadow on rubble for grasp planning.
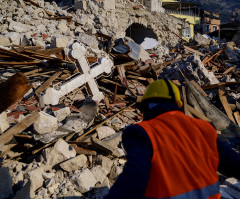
[57,186,109,199]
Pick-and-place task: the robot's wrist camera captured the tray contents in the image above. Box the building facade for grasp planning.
[200,10,220,34]
[162,0,201,39]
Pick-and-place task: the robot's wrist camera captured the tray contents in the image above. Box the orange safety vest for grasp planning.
[137,111,220,199]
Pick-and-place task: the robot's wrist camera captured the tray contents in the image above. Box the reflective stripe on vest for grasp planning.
[137,111,220,199]
[144,181,220,199]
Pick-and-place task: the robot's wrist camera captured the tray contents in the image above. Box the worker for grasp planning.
[104,79,220,199]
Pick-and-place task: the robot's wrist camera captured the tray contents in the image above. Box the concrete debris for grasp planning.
[0,112,9,134]
[96,126,116,140]
[34,111,58,135]
[0,0,240,198]
[60,154,88,172]
[54,107,71,122]
[70,168,97,193]
[43,138,76,166]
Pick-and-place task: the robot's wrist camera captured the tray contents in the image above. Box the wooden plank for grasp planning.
[24,68,43,76]
[46,16,72,20]
[190,80,208,97]
[234,112,240,126]
[0,61,41,66]
[202,81,240,90]
[35,71,62,95]
[0,112,40,148]
[181,86,192,117]
[183,45,205,56]
[0,47,39,61]
[127,75,147,81]
[223,65,237,75]
[187,105,211,122]
[218,84,236,124]
[202,47,227,65]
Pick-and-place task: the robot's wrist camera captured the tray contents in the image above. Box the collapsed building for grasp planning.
[0,0,240,199]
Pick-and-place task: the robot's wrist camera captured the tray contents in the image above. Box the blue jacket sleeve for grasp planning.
[104,124,153,199]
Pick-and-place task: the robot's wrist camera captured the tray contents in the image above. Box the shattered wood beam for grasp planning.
[223,65,237,75]
[75,102,136,142]
[24,68,43,76]
[202,82,240,90]
[0,47,39,61]
[202,47,227,65]
[183,46,205,56]
[0,61,41,66]
[187,105,211,122]
[0,112,40,149]
[35,71,62,95]
[234,112,240,126]
[190,80,208,97]
[181,86,192,117]
[218,84,236,124]
[127,75,147,81]
[46,16,72,20]
[40,43,113,105]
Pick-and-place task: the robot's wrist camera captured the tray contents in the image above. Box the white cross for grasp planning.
[40,43,113,105]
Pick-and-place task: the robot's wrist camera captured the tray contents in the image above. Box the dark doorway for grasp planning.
[125,23,158,44]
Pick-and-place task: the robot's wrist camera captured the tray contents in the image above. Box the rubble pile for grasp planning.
[0,0,240,199]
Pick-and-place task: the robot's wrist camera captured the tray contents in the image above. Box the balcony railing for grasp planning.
[165,9,199,17]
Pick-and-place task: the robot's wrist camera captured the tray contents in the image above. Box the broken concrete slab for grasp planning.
[93,155,113,174]
[90,166,108,184]
[33,130,69,144]
[160,54,219,86]
[34,111,58,134]
[0,112,9,134]
[0,36,11,46]
[53,107,71,122]
[70,168,97,193]
[0,167,14,199]
[102,132,122,149]
[92,137,121,157]
[43,138,76,166]
[26,167,44,194]
[96,126,115,140]
[60,154,88,172]
[40,43,114,105]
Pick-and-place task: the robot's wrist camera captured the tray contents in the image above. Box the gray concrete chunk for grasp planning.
[43,138,76,166]
[34,111,58,135]
[60,154,88,172]
[71,168,97,193]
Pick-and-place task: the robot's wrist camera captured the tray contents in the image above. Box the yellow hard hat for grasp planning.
[141,79,183,108]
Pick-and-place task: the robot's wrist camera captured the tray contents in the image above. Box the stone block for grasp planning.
[0,112,9,133]
[92,137,121,157]
[55,37,69,48]
[34,111,58,134]
[0,36,11,46]
[0,167,13,199]
[96,126,115,140]
[71,168,97,193]
[60,154,88,172]
[57,21,69,33]
[43,138,76,166]
[93,155,113,174]
[26,167,44,192]
[90,166,108,184]
[103,0,115,10]
[102,132,122,148]
[6,32,21,45]
[54,107,71,122]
